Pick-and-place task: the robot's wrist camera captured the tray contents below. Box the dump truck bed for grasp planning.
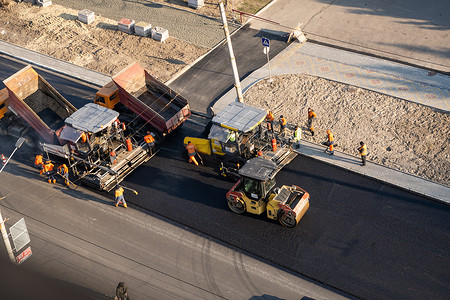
[3,65,77,143]
[113,62,190,134]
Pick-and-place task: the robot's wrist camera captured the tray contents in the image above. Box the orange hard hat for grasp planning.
[326,130,330,134]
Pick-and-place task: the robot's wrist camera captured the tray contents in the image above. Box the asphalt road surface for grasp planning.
[1,50,449,299]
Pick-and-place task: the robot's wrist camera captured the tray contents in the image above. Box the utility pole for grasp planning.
[219,0,243,103]
[0,209,16,264]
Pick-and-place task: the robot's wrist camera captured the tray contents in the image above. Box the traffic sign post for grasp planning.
[262,37,272,82]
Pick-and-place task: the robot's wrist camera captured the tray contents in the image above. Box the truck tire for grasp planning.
[278,210,297,228]
[227,198,245,214]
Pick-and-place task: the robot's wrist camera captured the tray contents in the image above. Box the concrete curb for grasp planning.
[0,40,110,87]
[294,140,450,205]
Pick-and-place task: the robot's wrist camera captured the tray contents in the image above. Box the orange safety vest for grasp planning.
[280,117,287,126]
[144,134,155,144]
[359,144,367,156]
[43,162,54,172]
[34,155,43,166]
[58,164,68,174]
[80,132,87,143]
[308,110,317,119]
[186,143,197,155]
[266,111,274,122]
[115,187,124,198]
[328,132,334,142]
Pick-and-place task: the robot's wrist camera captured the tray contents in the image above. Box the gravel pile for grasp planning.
[52,0,239,48]
[244,74,450,186]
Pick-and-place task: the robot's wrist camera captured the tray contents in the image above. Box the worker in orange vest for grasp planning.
[80,132,87,143]
[34,154,43,170]
[358,141,368,166]
[57,164,70,186]
[115,186,127,208]
[279,115,287,137]
[324,130,334,155]
[266,111,274,133]
[144,131,155,155]
[110,149,117,165]
[307,108,317,136]
[185,141,199,166]
[42,159,56,183]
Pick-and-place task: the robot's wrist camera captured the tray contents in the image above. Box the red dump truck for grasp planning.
[0,65,77,146]
[94,62,191,138]
[0,65,150,191]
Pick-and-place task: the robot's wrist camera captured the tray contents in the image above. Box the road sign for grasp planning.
[263,46,270,54]
[262,37,270,48]
[16,246,32,265]
[10,218,30,252]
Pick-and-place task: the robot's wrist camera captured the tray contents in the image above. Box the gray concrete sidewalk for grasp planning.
[212,41,450,205]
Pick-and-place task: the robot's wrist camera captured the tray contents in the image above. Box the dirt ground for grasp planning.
[244,74,450,186]
[0,2,208,81]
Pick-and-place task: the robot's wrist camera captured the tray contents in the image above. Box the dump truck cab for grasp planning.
[226,157,309,228]
[94,81,120,110]
[0,88,8,120]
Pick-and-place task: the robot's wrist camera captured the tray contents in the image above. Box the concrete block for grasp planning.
[36,0,52,7]
[78,9,95,24]
[118,18,135,34]
[135,21,151,37]
[188,0,204,9]
[151,27,169,43]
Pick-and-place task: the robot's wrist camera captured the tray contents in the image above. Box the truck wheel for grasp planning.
[227,198,245,214]
[278,210,297,228]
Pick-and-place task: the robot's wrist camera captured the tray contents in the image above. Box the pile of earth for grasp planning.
[244,74,450,186]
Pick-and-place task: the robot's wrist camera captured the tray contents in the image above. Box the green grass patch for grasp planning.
[237,0,272,15]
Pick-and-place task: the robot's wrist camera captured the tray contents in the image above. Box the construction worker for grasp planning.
[227,130,236,142]
[293,125,302,149]
[34,154,43,170]
[42,159,56,183]
[57,164,70,186]
[266,110,274,132]
[110,149,117,165]
[144,131,155,155]
[279,115,287,137]
[307,108,317,136]
[186,141,199,166]
[358,141,368,166]
[115,186,127,208]
[115,282,128,300]
[80,132,87,143]
[324,130,334,155]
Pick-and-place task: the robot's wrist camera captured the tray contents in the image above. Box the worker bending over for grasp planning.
[115,186,127,208]
[57,164,70,186]
[186,141,199,166]
[42,159,56,183]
